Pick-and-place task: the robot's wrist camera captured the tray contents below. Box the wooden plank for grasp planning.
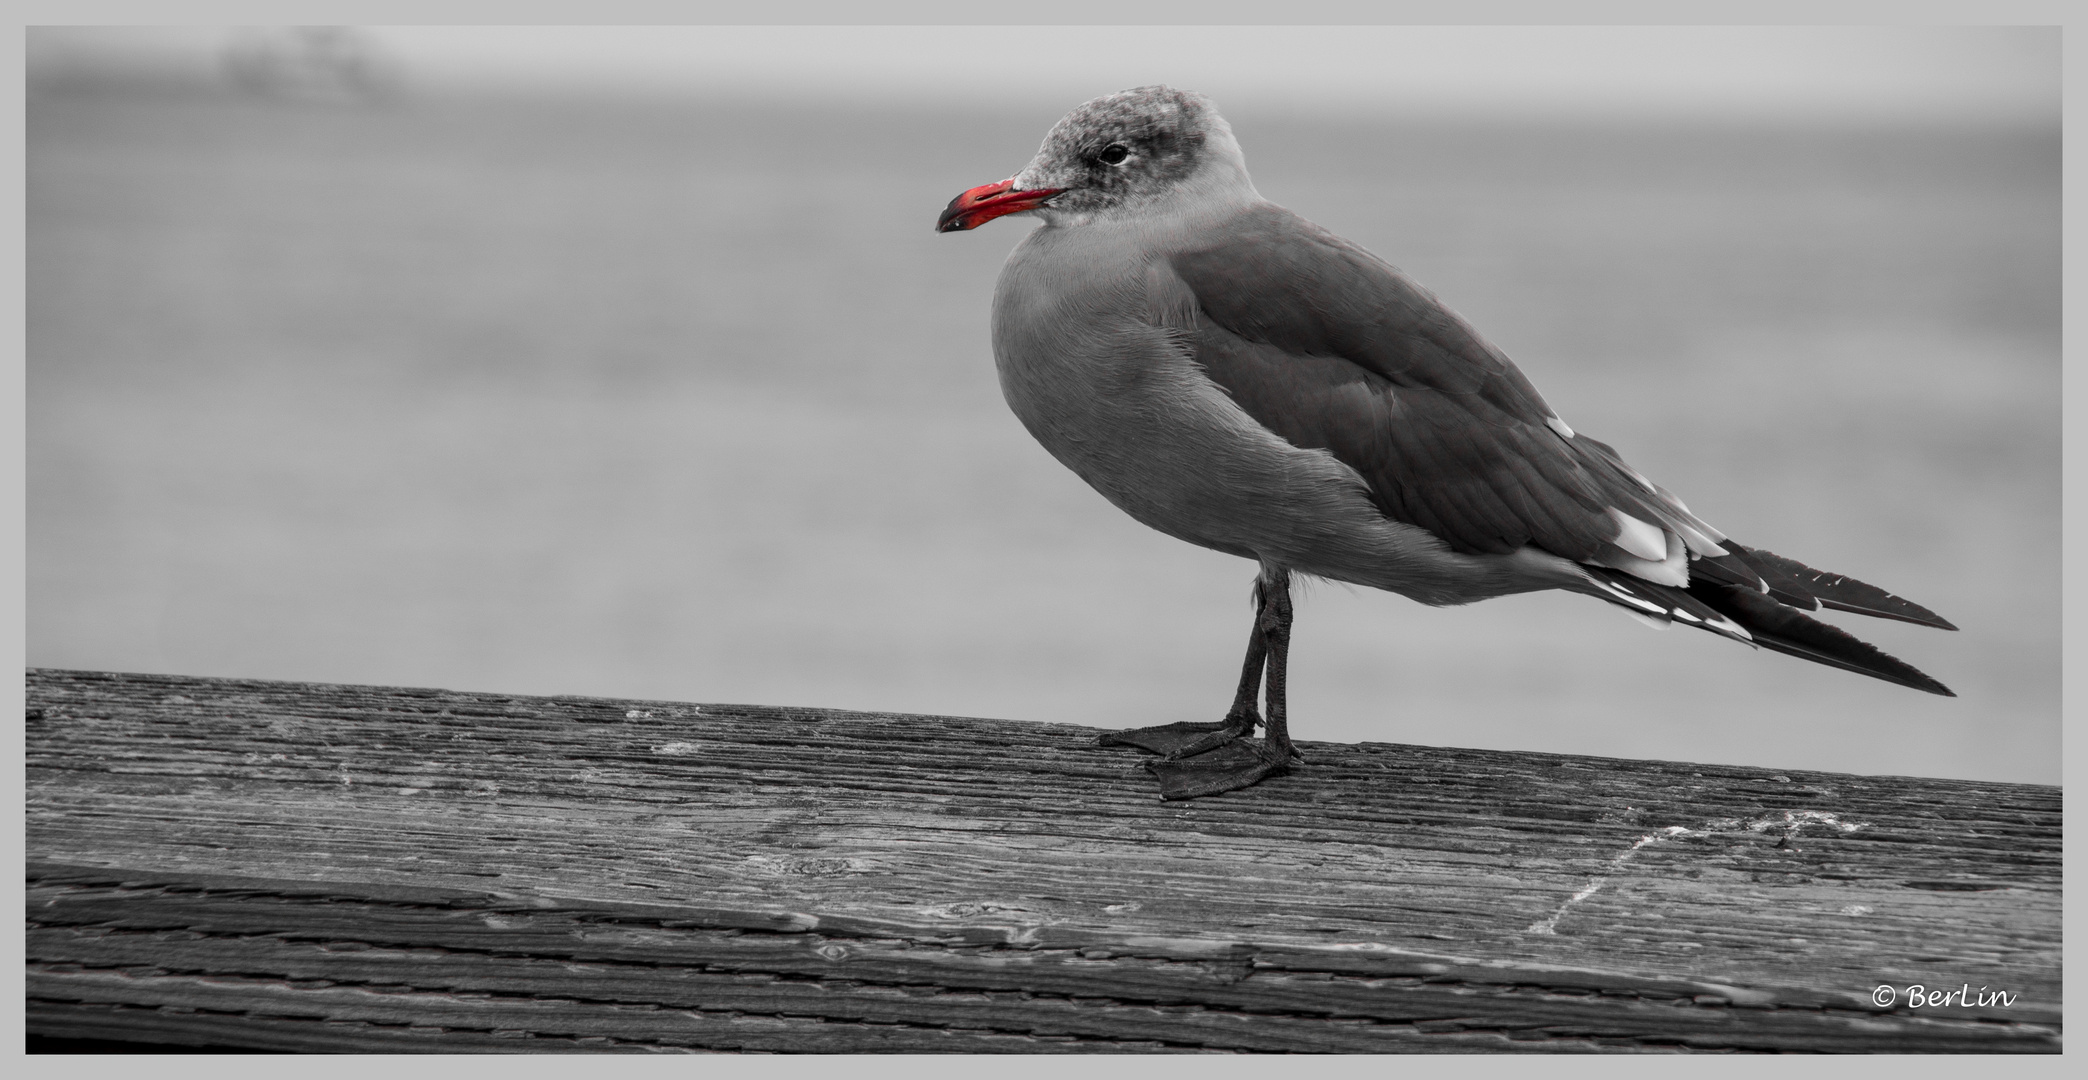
[25,668,2060,1053]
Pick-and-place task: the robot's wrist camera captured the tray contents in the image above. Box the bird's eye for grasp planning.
[1097,144,1130,166]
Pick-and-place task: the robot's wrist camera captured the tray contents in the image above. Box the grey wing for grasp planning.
[1160,203,1737,582]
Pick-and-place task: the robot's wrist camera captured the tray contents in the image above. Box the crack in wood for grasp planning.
[1524,811,1873,938]
[21,991,1805,1053]
[29,1000,1196,1052]
[27,911,2050,1036]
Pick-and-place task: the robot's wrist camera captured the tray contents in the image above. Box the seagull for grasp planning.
[937,86,1955,800]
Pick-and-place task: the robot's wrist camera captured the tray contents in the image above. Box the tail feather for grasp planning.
[1580,544,1955,697]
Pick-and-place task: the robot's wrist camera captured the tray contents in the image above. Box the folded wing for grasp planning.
[1163,203,1729,582]
[1157,202,1955,694]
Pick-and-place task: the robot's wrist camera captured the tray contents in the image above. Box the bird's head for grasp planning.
[937,85,1256,233]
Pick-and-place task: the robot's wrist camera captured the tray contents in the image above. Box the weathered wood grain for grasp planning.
[25,668,2060,1053]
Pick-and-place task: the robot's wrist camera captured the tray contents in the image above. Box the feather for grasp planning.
[1164,208,1723,583]
[1731,545,1959,631]
[1579,562,1954,695]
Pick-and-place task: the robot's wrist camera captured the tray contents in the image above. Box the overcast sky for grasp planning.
[30,25,2059,123]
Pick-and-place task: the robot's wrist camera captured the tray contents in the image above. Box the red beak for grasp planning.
[936,178,1064,233]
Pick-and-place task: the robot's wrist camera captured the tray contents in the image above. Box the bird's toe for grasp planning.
[1143,740,1292,800]
[1099,719,1243,757]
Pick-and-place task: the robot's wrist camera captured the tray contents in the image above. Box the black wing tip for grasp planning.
[1732,544,1957,632]
[1702,584,1956,697]
[1583,567,1955,696]
[1816,598,1959,632]
[1748,632,1957,696]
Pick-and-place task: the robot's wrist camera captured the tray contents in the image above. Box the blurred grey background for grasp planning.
[26,27,2058,783]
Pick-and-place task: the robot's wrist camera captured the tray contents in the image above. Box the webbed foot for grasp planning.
[1098,719,1243,757]
[1145,739,1295,800]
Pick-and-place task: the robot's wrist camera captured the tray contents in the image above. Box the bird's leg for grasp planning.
[1143,565,1299,799]
[1096,571,1270,757]
[1151,575,1282,760]
[1257,567,1304,766]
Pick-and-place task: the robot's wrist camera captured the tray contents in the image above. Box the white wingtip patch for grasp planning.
[1589,528,1689,588]
[1590,576,1667,615]
[1607,508,1670,564]
[1546,415,1574,440]
[1676,523,1730,558]
[1625,610,1672,632]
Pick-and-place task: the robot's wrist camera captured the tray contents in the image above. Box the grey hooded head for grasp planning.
[1014,85,1258,220]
